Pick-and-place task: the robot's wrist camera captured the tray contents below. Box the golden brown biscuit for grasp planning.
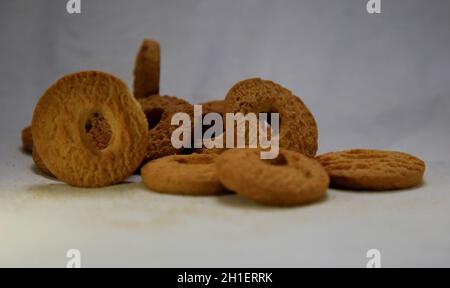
[21,126,33,153]
[141,153,227,195]
[133,39,161,98]
[32,71,148,187]
[217,149,329,206]
[138,95,194,162]
[200,99,225,115]
[224,78,318,157]
[316,149,425,190]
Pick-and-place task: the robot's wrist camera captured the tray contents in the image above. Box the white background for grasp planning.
[0,0,449,267]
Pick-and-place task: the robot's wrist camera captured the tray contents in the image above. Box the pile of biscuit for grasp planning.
[21,39,426,207]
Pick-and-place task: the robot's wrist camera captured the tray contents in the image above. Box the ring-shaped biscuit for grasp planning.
[141,153,227,195]
[138,95,194,162]
[224,78,318,157]
[316,149,425,190]
[32,71,148,187]
[217,149,329,206]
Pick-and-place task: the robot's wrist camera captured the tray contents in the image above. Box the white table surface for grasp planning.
[1,148,449,267]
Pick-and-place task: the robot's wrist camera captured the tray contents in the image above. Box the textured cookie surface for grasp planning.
[133,39,161,98]
[139,95,194,163]
[316,149,425,190]
[141,153,227,195]
[32,114,112,176]
[32,71,148,187]
[22,126,33,153]
[224,78,318,157]
[217,149,329,206]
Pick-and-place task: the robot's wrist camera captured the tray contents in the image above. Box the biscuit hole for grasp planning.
[264,153,288,166]
[84,113,112,150]
[261,109,279,127]
[145,108,164,130]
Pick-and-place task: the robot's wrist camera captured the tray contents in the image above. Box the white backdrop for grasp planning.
[1,0,449,161]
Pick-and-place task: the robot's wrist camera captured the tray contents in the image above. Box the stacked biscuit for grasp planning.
[21,39,426,207]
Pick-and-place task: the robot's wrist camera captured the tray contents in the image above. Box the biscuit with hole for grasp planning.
[32,71,148,187]
[217,149,329,206]
[139,95,194,162]
[133,39,161,98]
[224,78,318,157]
[141,153,227,195]
[316,149,425,190]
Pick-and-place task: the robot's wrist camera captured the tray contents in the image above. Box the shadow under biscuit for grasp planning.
[215,195,274,210]
[25,182,142,199]
[30,164,56,181]
[19,147,31,155]
[215,194,328,210]
[30,161,142,183]
[143,188,233,198]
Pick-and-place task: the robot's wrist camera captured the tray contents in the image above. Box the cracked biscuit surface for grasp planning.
[316,149,425,190]
[217,149,329,206]
[32,71,148,187]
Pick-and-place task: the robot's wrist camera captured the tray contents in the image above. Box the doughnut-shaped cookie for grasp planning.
[133,39,161,98]
[224,78,318,157]
[217,149,329,206]
[316,149,425,190]
[32,71,148,187]
[141,154,227,195]
[138,95,193,162]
